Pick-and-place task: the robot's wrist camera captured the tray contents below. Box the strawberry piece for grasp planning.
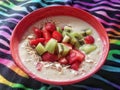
[42,52,58,62]
[67,49,85,64]
[30,38,45,46]
[36,62,43,71]
[44,22,56,32]
[42,30,51,44]
[71,61,81,71]
[58,57,68,65]
[33,27,42,38]
[52,31,63,42]
[84,35,95,44]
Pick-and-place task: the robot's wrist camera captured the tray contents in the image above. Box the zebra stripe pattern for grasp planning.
[0,0,120,90]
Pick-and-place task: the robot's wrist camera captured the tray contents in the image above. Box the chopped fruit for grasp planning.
[33,27,42,38]
[61,44,71,56]
[42,30,51,43]
[62,43,72,49]
[42,52,58,62]
[62,34,70,43]
[80,29,92,36]
[70,37,78,45]
[58,57,68,65]
[84,35,95,44]
[68,49,85,64]
[35,43,46,55]
[85,29,92,35]
[64,25,72,32]
[80,44,97,54]
[29,22,97,71]
[70,32,82,39]
[57,43,70,56]
[57,43,63,55]
[52,31,63,42]
[44,22,56,32]
[36,62,43,71]
[56,27,62,33]
[30,38,45,46]
[45,38,57,54]
[71,61,80,71]
[62,31,70,37]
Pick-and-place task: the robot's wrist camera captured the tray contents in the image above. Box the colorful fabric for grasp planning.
[0,0,120,90]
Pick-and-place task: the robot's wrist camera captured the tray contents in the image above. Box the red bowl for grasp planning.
[10,6,109,85]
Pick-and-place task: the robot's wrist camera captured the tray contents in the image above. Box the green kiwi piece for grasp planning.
[80,44,97,54]
[45,38,57,54]
[35,43,46,55]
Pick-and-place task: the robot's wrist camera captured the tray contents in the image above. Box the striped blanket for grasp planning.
[0,0,120,90]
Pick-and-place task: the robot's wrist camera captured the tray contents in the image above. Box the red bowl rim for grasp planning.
[10,6,109,85]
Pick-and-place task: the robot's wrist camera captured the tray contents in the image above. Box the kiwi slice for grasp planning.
[57,43,63,54]
[56,27,62,33]
[61,44,70,56]
[62,34,70,43]
[80,44,97,54]
[70,32,83,39]
[64,26,72,32]
[35,43,46,55]
[45,38,57,54]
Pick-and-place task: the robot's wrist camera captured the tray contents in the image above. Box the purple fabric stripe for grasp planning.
[0,26,13,31]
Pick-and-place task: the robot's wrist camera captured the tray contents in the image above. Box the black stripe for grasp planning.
[108,31,120,36]
[108,36,120,39]
[0,51,12,60]
[1,29,11,35]
[0,35,10,44]
[105,60,120,67]
[0,22,16,31]
[74,1,120,10]
[93,13,120,24]
[109,0,120,5]
[97,69,120,88]
[113,54,120,60]
[0,64,44,89]
[110,44,120,50]
[101,23,120,32]
[0,83,17,90]
[0,43,9,50]
[79,0,120,5]
[41,0,66,5]
[75,74,117,90]
[74,0,95,4]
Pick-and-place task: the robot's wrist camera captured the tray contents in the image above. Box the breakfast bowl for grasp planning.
[10,6,109,85]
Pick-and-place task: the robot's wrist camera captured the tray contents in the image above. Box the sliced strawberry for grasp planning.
[36,62,43,71]
[84,35,95,44]
[30,38,45,46]
[52,31,63,42]
[33,27,42,38]
[67,49,85,64]
[44,22,56,32]
[58,57,68,65]
[42,52,58,62]
[42,30,51,44]
[71,61,81,71]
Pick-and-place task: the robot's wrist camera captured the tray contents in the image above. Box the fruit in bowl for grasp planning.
[10,6,109,85]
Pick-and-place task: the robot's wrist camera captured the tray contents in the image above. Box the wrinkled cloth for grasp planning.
[0,0,120,90]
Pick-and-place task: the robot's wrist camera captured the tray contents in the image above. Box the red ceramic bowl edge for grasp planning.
[10,6,109,85]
